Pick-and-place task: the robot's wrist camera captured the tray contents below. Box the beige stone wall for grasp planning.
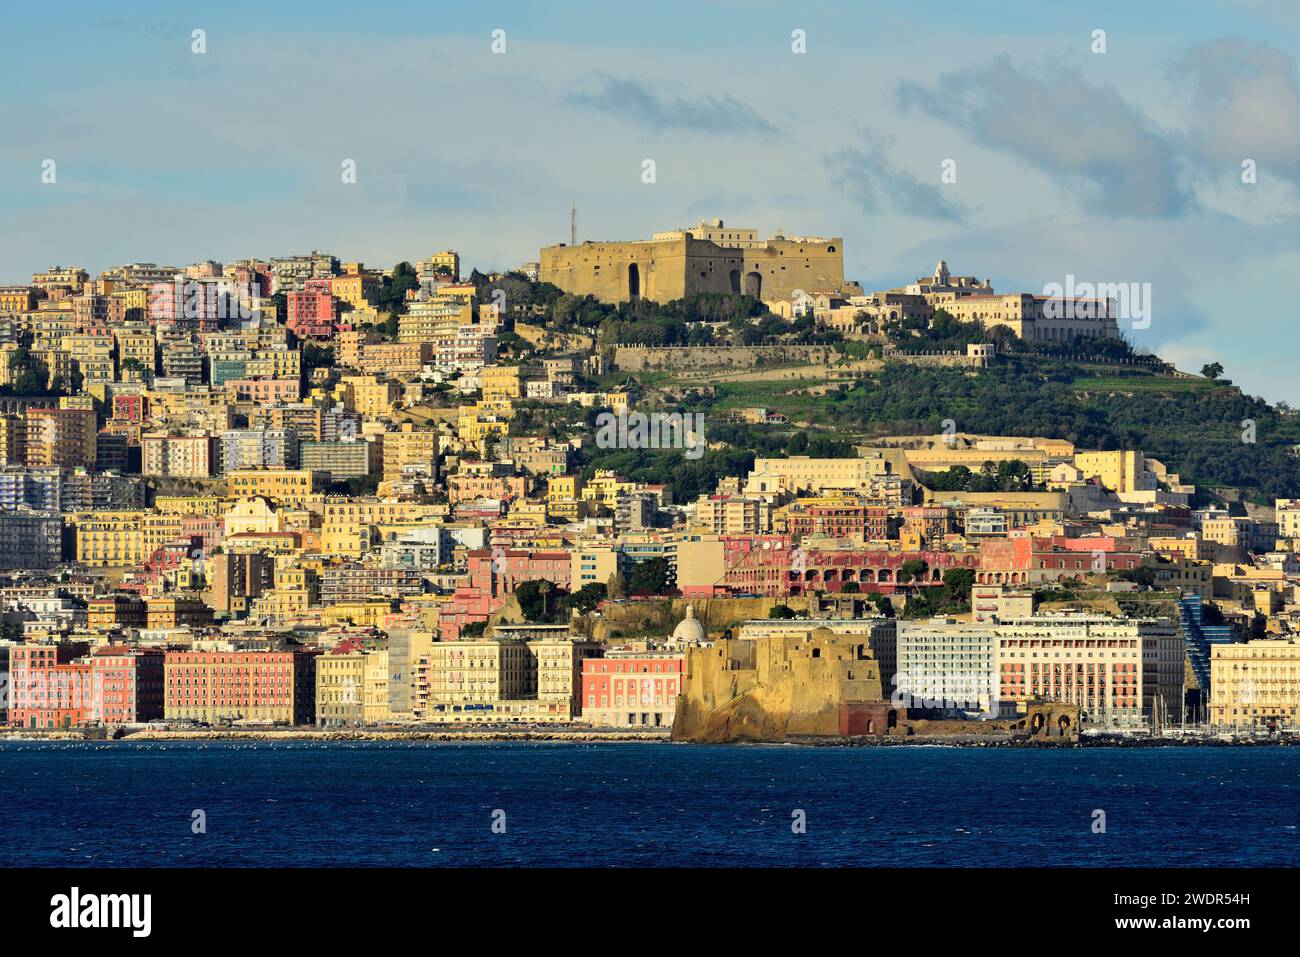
[673,631,885,742]
[613,344,837,371]
[540,236,848,304]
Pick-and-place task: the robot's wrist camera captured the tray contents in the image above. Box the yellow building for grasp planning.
[382,423,438,482]
[481,365,523,401]
[457,400,512,447]
[320,501,440,556]
[142,433,216,478]
[330,271,381,311]
[675,536,726,594]
[25,407,96,469]
[571,544,621,590]
[546,498,587,522]
[0,414,25,465]
[1148,535,1206,562]
[418,250,461,279]
[115,327,157,371]
[399,297,472,342]
[1276,499,1300,540]
[0,286,38,313]
[746,456,882,495]
[581,469,636,508]
[341,375,401,417]
[698,494,770,535]
[226,469,325,506]
[251,588,312,624]
[73,512,139,567]
[224,497,282,536]
[1211,640,1300,730]
[155,495,223,516]
[364,649,391,723]
[64,334,115,383]
[316,652,367,726]
[361,341,432,375]
[245,347,301,380]
[322,600,395,629]
[425,640,534,708]
[547,474,582,501]
[1073,450,1148,494]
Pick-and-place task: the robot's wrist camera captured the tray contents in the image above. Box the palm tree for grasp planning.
[538,581,552,621]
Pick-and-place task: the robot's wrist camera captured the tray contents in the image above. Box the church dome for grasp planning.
[672,604,707,644]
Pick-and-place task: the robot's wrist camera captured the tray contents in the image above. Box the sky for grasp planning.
[2,0,1300,401]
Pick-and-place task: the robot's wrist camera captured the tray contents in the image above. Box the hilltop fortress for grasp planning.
[540,219,860,304]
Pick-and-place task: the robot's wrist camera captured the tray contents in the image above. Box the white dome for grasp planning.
[672,604,706,643]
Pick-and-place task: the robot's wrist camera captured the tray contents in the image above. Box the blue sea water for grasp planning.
[0,741,1296,867]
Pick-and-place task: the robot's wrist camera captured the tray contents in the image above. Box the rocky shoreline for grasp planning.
[0,728,674,743]
[0,728,1294,747]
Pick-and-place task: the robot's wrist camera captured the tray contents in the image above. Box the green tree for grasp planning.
[560,582,607,615]
[628,558,670,595]
[864,591,894,618]
[897,558,929,584]
[607,570,627,600]
[515,579,563,623]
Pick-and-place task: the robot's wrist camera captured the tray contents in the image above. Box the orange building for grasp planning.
[163,649,319,724]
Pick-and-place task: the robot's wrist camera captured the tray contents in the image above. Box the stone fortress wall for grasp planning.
[540,220,851,305]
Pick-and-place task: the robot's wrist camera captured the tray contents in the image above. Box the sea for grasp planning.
[1,740,1295,867]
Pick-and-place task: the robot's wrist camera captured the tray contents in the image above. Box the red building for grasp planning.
[435,584,504,640]
[8,642,92,729]
[112,393,150,423]
[436,549,573,640]
[464,548,572,595]
[789,547,980,596]
[902,506,955,542]
[581,653,684,727]
[976,536,1143,585]
[720,534,795,596]
[286,278,338,340]
[89,646,165,724]
[784,501,874,540]
[163,649,318,725]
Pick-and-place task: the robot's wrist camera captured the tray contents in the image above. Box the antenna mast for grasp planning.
[571,203,577,246]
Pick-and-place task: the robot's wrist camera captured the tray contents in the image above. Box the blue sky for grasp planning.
[3,1,1300,401]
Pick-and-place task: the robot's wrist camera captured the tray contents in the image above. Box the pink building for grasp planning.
[89,646,165,724]
[437,549,573,639]
[226,378,302,403]
[8,643,92,729]
[112,393,150,423]
[286,278,338,339]
[435,585,504,641]
[581,653,684,727]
